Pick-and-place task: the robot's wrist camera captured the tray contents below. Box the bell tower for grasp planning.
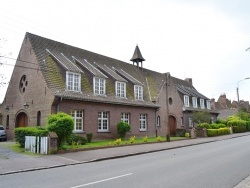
[130,45,145,69]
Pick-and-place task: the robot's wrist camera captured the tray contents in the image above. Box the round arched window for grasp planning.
[19,75,28,94]
[169,97,173,105]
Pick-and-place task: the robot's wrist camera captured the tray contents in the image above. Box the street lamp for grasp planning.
[237,77,250,106]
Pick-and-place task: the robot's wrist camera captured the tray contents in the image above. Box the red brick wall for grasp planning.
[57,99,158,140]
[168,77,184,128]
[1,36,54,140]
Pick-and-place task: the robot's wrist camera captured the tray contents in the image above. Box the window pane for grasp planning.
[67,72,80,92]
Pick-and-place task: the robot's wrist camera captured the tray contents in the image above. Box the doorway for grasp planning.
[169,115,176,135]
[16,112,28,127]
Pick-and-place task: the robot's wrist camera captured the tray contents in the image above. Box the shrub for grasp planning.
[175,128,186,137]
[185,132,190,138]
[216,118,228,125]
[66,133,87,145]
[156,136,161,142]
[210,123,226,129]
[86,133,93,143]
[197,123,211,129]
[114,138,122,145]
[46,112,74,148]
[207,128,230,137]
[192,111,211,124]
[246,121,250,131]
[116,121,131,139]
[129,136,135,143]
[15,127,48,148]
[235,110,250,121]
[143,135,148,142]
[232,126,247,133]
[227,120,246,127]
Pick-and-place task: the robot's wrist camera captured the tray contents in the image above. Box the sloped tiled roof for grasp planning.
[46,49,83,73]
[173,77,209,100]
[96,64,127,82]
[72,57,107,78]
[27,32,163,108]
[115,69,144,85]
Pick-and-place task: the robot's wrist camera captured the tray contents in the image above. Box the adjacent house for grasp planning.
[0,32,218,140]
[167,77,219,133]
[211,94,250,120]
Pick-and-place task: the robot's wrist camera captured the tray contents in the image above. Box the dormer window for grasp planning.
[94,77,106,95]
[66,72,81,92]
[184,95,189,107]
[116,81,126,98]
[207,100,211,109]
[192,97,197,108]
[134,85,143,100]
[200,99,205,109]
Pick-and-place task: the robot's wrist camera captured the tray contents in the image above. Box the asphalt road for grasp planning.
[1,135,250,188]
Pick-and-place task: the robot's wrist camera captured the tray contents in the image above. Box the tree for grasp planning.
[116,121,131,139]
[192,111,211,124]
[46,112,74,148]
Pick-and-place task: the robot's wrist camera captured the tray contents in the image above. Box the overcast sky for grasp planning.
[0,0,250,103]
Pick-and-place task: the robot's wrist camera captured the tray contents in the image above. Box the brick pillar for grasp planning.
[48,132,58,154]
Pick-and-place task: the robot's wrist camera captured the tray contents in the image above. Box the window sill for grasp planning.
[97,131,111,133]
[94,94,107,97]
[139,130,148,132]
[73,130,85,133]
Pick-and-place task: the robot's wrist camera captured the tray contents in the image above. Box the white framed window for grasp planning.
[98,112,109,132]
[189,117,193,128]
[157,116,160,126]
[184,95,189,107]
[116,81,126,98]
[70,110,83,132]
[140,114,147,131]
[200,99,205,109]
[206,100,211,109]
[211,117,214,123]
[66,72,81,92]
[94,77,106,95]
[121,113,130,124]
[192,97,197,108]
[134,85,143,100]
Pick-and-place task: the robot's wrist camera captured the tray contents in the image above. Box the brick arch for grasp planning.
[15,111,28,128]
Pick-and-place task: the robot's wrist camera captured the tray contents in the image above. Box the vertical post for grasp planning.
[237,87,240,106]
[165,73,171,142]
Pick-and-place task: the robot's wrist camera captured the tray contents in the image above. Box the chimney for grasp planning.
[185,78,193,86]
[210,98,216,110]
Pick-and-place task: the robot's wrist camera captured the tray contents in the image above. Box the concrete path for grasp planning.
[1,133,250,187]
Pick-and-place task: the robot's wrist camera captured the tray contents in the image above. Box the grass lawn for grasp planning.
[62,136,186,150]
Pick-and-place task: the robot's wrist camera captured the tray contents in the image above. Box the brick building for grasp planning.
[0,33,218,140]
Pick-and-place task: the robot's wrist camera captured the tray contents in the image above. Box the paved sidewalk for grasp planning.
[1,132,250,186]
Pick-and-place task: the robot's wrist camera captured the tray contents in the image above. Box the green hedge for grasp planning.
[207,128,230,137]
[227,120,246,127]
[198,123,227,129]
[232,126,247,133]
[246,121,250,131]
[15,127,49,148]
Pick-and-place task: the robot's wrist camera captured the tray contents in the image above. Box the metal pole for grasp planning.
[237,77,250,109]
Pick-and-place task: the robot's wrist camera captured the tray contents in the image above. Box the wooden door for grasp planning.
[169,116,176,135]
[16,112,28,127]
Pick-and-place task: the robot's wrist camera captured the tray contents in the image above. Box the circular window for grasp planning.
[19,75,28,94]
[169,97,173,105]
